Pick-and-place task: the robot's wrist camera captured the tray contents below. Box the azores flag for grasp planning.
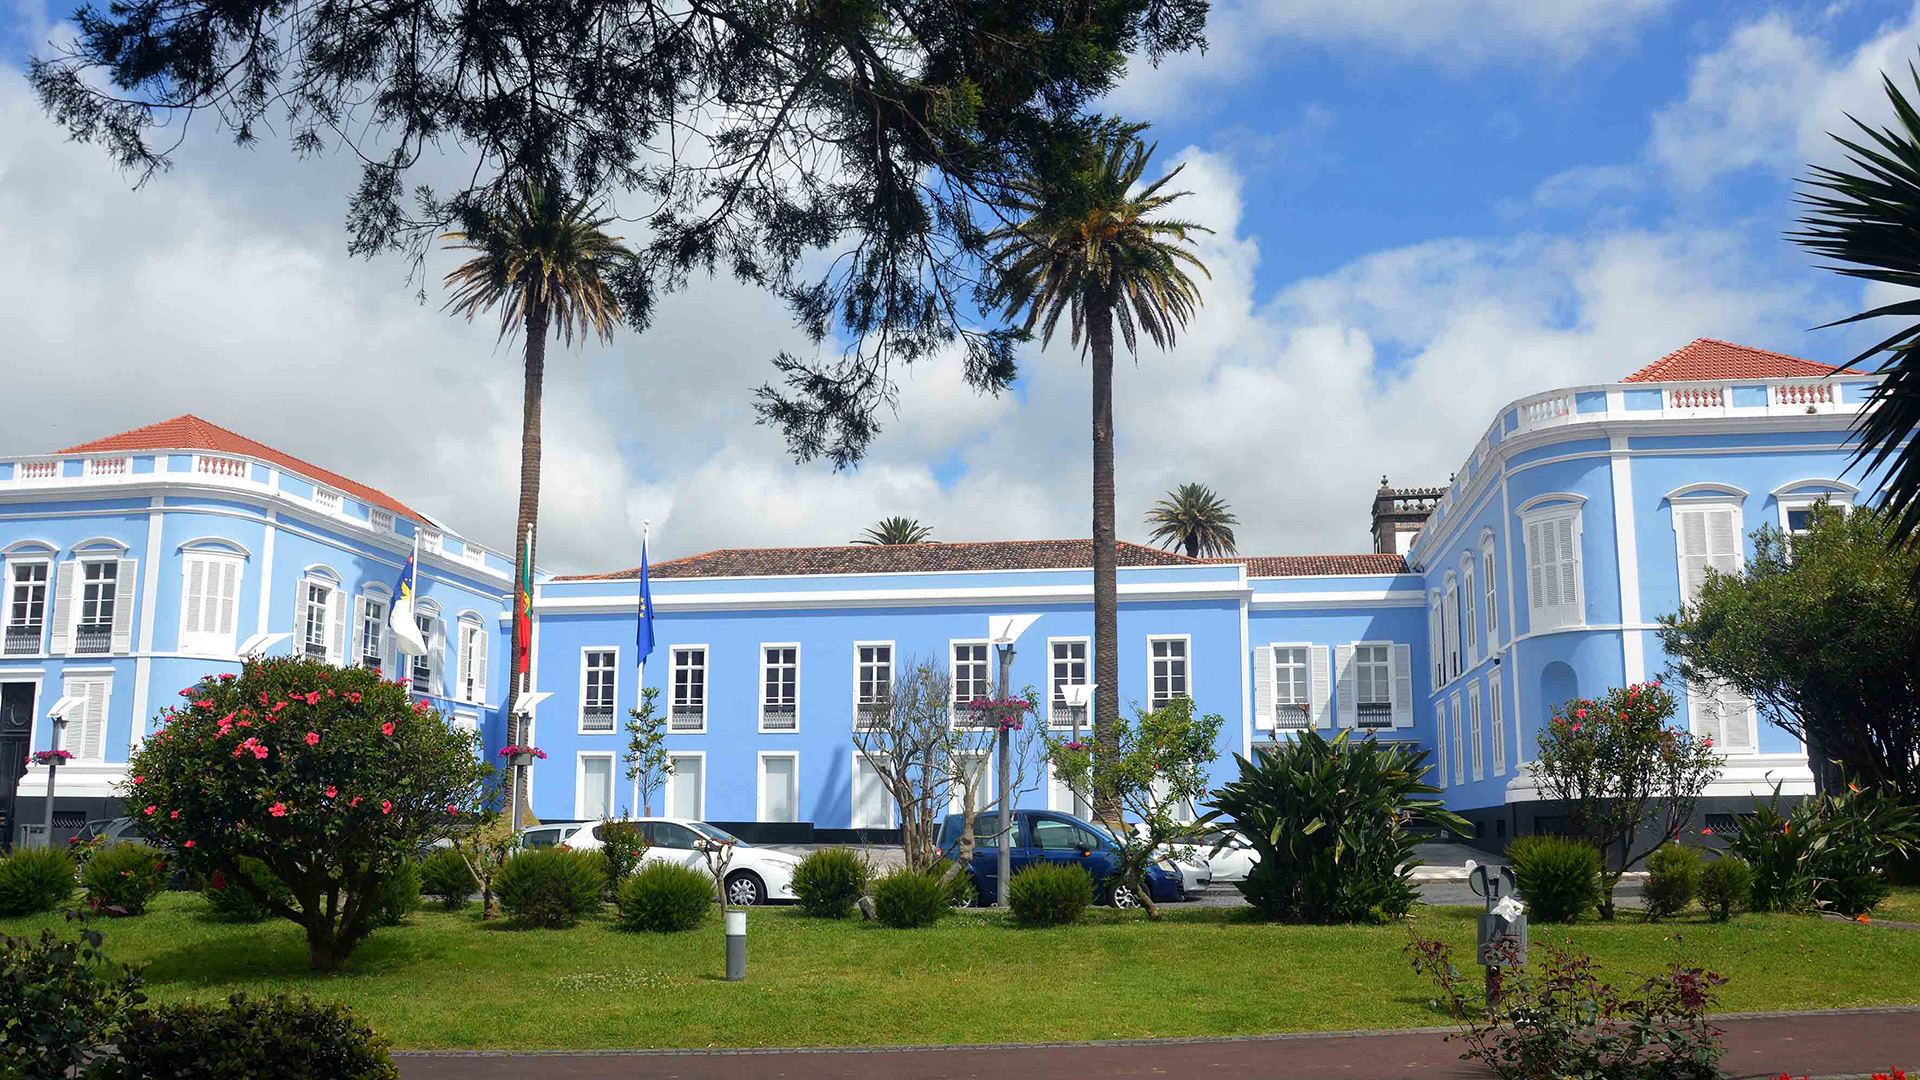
[635,534,655,666]
[389,536,430,655]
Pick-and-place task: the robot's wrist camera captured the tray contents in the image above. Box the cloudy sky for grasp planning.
[1,1,1913,573]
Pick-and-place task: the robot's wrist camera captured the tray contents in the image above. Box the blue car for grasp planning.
[937,809,1186,908]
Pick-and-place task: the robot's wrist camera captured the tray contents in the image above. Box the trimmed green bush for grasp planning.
[201,857,293,921]
[372,860,422,925]
[598,821,648,900]
[1643,844,1701,921]
[82,842,171,915]
[495,848,607,928]
[790,849,869,918]
[614,862,713,932]
[1508,835,1601,924]
[944,869,977,908]
[97,992,400,1080]
[0,847,77,916]
[1697,855,1753,922]
[872,867,946,929]
[418,849,474,910]
[1007,862,1093,928]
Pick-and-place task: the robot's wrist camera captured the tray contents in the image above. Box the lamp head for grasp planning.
[238,631,292,659]
[511,690,553,717]
[1059,683,1096,709]
[987,613,1041,647]
[46,694,85,727]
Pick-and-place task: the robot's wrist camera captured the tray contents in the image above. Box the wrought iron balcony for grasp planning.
[361,655,383,676]
[4,625,41,655]
[762,703,797,730]
[669,704,705,731]
[1357,702,1393,728]
[73,623,113,654]
[1049,703,1087,730]
[581,705,616,732]
[304,639,330,661]
[411,669,431,694]
[854,702,888,730]
[1274,703,1309,730]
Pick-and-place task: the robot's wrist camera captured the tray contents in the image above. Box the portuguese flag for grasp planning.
[514,529,534,674]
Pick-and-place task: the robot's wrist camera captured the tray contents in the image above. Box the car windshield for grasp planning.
[689,822,752,848]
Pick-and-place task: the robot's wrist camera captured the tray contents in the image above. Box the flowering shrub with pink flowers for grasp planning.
[497,744,547,760]
[124,656,496,970]
[962,694,1038,733]
[1533,681,1721,919]
[29,749,73,766]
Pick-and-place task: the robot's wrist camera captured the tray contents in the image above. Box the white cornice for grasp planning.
[534,579,1253,614]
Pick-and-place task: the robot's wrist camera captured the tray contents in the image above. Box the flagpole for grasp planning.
[633,520,649,817]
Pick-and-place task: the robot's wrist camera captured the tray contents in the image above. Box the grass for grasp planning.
[1874,885,1920,924]
[4,892,1919,1051]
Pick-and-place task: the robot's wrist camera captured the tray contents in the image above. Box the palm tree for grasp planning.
[985,127,1210,814]
[1146,483,1239,558]
[442,178,632,786]
[1791,62,1920,546]
[853,517,935,545]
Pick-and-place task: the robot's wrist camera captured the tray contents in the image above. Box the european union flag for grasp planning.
[635,535,655,666]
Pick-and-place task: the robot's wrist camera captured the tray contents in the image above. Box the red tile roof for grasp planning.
[1623,338,1854,383]
[56,414,423,520]
[560,542,1409,580]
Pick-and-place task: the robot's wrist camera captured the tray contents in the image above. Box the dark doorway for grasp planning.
[0,683,33,850]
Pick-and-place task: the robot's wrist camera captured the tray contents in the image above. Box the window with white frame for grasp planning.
[1483,542,1498,642]
[761,645,798,731]
[61,674,111,763]
[1149,637,1189,709]
[359,592,388,674]
[458,617,487,703]
[952,642,990,723]
[758,753,799,822]
[1672,496,1742,608]
[577,753,615,819]
[1433,699,1448,788]
[855,642,892,729]
[1450,691,1465,785]
[1687,680,1756,754]
[299,580,337,661]
[1488,671,1506,775]
[1521,501,1584,631]
[1272,646,1311,729]
[410,613,436,693]
[581,649,617,731]
[1049,639,1088,729]
[1427,599,1443,685]
[670,647,706,731]
[852,753,891,828]
[5,560,48,655]
[666,753,704,818]
[1354,643,1392,728]
[1461,559,1477,666]
[74,560,118,654]
[1467,681,1484,781]
[178,553,242,656]
[1775,481,1855,536]
[1442,577,1460,680]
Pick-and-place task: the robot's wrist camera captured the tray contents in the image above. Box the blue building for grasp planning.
[0,416,512,845]
[0,338,1889,848]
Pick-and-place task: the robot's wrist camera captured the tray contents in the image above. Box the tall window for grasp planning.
[1522,504,1584,631]
[1674,501,1742,607]
[75,561,117,654]
[761,645,798,731]
[1488,672,1506,775]
[1049,639,1088,729]
[1273,646,1310,729]
[952,642,990,721]
[1483,544,1498,641]
[1467,682,1484,781]
[360,596,387,673]
[410,615,434,693]
[1427,600,1443,685]
[1433,700,1448,789]
[759,753,799,822]
[582,649,617,731]
[1461,562,1477,665]
[1442,580,1460,680]
[5,561,48,655]
[178,554,241,655]
[1149,637,1189,709]
[302,582,332,660]
[578,754,614,819]
[61,675,111,763]
[855,643,892,729]
[671,647,707,731]
[1354,643,1391,728]
[1451,691,1465,785]
[459,620,486,703]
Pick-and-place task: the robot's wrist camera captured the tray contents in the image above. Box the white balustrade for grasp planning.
[85,457,130,477]
[195,454,248,478]
[314,488,342,514]
[1668,386,1724,410]
[16,460,58,481]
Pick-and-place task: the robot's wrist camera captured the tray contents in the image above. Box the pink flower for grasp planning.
[169,810,179,819]
[184,840,194,848]
[347,692,362,704]
[381,800,393,815]
[258,692,270,706]
[1575,709,1587,719]
[304,731,320,746]
[269,802,288,817]
[272,701,287,713]
[1701,827,1714,836]
[236,719,251,728]
[305,692,321,706]
[350,796,361,807]
[324,785,338,798]
[219,673,236,681]
[381,722,395,736]
[447,805,458,814]
[144,805,157,816]
[132,775,144,785]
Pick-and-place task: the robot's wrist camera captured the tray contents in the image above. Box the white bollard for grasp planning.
[724,909,746,982]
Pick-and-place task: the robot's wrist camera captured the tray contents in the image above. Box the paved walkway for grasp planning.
[395,1007,1919,1079]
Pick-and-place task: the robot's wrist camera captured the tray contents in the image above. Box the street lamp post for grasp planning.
[39,695,84,850]
[987,614,1040,907]
[509,691,552,840]
[1059,682,1096,817]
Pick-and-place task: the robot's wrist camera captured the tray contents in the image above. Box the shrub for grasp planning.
[201,857,293,922]
[1508,835,1601,924]
[872,867,947,929]
[615,862,712,932]
[0,924,144,1078]
[372,860,421,925]
[1643,844,1701,921]
[944,868,977,908]
[1007,862,1093,927]
[0,847,77,916]
[1697,856,1753,922]
[1212,728,1469,923]
[82,842,170,915]
[98,993,399,1080]
[495,848,606,928]
[418,849,474,910]
[790,849,870,918]
[1726,782,1920,915]
[126,657,495,970]
[598,821,648,899]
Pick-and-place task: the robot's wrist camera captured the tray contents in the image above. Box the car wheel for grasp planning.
[725,871,764,907]
[1108,882,1141,909]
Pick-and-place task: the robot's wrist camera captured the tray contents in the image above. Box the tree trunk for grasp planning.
[509,297,551,826]
[1089,294,1120,821]
[1183,535,1198,559]
[1128,864,1160,920]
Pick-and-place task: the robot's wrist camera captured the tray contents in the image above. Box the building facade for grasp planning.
[0,339,1889,848]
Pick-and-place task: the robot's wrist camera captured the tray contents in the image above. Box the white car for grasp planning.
[1195,829,1260,884]
[519,820,590,850]
[563,818,801,906]
[1119,823,1213,897]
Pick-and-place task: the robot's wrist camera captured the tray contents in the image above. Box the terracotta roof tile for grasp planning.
[557,539,1203,580]
[1623,339,1854,383]
[56,414,423,520]
[1209,553,1410,577]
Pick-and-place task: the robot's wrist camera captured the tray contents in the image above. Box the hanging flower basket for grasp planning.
[29,749,73,767]
[963,695,1038,733]
[498,745,546,767]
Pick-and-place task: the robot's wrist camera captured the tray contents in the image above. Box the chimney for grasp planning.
[1371,476,1445,555]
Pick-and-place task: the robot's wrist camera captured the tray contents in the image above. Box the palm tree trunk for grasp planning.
[510,296,551,826]
[1184,535,1198,559]
[1089,293,1120,821]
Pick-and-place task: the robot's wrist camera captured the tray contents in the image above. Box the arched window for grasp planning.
[1517,494,1586,632]
[295,564,345,664]
[409,600,443,695]
[456,611,489,705]
[2,541,58,656]
[1479,528,1498,646]
[1459,552,1477,666]
[1771,479,1858,535]
[177,539,249,657]
[356,583,393,675]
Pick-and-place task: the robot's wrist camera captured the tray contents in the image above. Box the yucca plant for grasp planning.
[1211,728,1469,923]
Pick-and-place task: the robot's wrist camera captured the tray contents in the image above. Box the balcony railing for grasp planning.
[1274,703,1309,730]
[1356,702,1393,729]
[4,624,42,655]
[73,624,112,654]
[581,705,616,732]
[361,655,383,676]
[1049,703,1087,730]
[670,704,705,731]
[762,703,797,730]
[304,640,330,661]
[411,668,431,694]
[855,702,888,730]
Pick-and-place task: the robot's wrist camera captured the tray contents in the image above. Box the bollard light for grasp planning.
[724,909,746,982]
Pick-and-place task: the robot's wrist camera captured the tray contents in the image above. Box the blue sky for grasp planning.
[1,1,1916,570]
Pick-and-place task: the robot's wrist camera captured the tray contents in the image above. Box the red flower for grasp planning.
[169,810,178,819]
[447,805,458,814]
[381,800,393,815]
[305,692,322,705]
[304,731,320,746]
[184,840,194,848]
[132,775,144,784]
[350,796,361,807]
[219,673,236,681]
[1701,827,1714,836]
[144,805,156,815]
[347,692,362,704]
[381,722,395,736]
[272,701,287,712]
[325,785,338,798]
[269,802,288,817]
[1575,709,1587,719]
[210,870,225,890]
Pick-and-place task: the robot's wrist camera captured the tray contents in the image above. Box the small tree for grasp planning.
[128,658,495,969]
[1532,681,1720,920]
[1657,504,1920,803]
[1046,696,1224,919]
[944,689,1044,889]
[452,817,519,921]
[624,687,673,816]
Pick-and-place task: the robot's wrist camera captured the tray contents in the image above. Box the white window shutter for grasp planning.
[472,627,489,704]
[430,621,445,695]
[1707,508,1740,577]
[1310,645,1331,729]
[452,624,469,698]
[352,595,368,665]
[1392,644,1413,728]
[1452,695,1465,784]
[216,560,238,639]
[1489,681,1506,775]
[1252,645,1274,730]
[1428,605,1442,683]
[1532,520,1556,612]
[49,559,76,654]
[1717,683,1753,751]
[1688,681,1722,746]
[328,588,347,665]
[1334,645,1356,728]
[1433,702,1448,788]
[68,678,107,762]
[182,558,206,639]
[1555,516,1579,618]
[382,609,396,675]
[110,558,137,652]
[1678,510,1709,606]
[293,580,311,653]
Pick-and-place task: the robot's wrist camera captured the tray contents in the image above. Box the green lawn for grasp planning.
[1875,885,1920,924]
[4,893,1919,1050]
